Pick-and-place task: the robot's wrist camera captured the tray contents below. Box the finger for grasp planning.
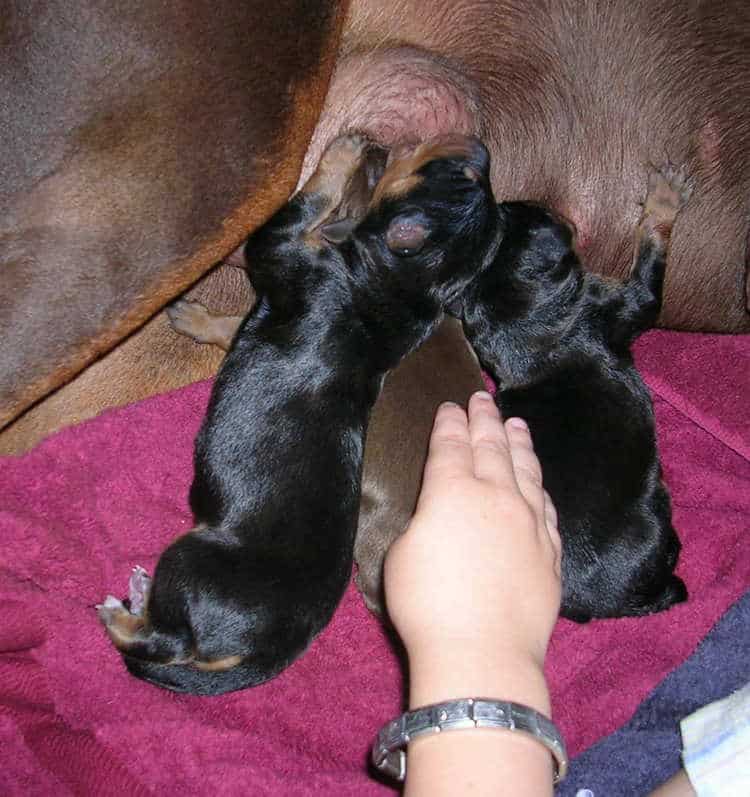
[543,488,559,533]
[543,489,563,568]
[504,417,546,523]
[467,392,517,486]
[419,402,473,493]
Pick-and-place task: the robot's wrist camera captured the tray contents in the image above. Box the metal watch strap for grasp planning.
[372,697,568,784]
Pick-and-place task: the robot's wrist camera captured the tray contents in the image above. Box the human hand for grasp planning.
[384,391,562,710]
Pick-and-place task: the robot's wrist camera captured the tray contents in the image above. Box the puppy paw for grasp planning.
[96,594,130,627]
[321,133,370,169]
[128,565,152,616]
[97,575,148,647]
[644,162,693,223]
[302,133,371,199]
[167,300,214,343]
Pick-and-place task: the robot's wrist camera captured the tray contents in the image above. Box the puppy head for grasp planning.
[352,135,501,305]
[98,529,327,694]
[495,201,579,282]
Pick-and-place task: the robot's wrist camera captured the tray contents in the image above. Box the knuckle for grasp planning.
[432,434,472,453]
[472,435,507,455]
[514,459,543,487]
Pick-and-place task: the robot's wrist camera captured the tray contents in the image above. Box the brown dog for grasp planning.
[3,0,748,455]
[0,0,346,448]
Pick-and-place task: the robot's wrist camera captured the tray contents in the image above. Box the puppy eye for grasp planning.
[385,216,428,256]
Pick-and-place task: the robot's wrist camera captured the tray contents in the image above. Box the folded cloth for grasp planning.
[0,330,748,795]
[682,681,750,797]
[556,589,750,796]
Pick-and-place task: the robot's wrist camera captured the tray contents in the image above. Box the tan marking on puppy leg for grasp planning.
[298,134,370,224]
[97,597,146,650]
[643,162,693,227]
[167,300,243,351]
[371,135,478,206]
[192,654,243,672]
[632,163,693,268]
[298,134,376,250]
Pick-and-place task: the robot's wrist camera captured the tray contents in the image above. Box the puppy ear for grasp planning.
[320,218,357,244]
[386,215,429,255]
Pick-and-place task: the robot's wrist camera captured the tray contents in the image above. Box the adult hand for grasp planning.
[385,391,562,710]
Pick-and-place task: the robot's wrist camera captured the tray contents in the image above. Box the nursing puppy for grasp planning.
[459,164,691,622]
[169,297,482,617]
[98,134,497,693]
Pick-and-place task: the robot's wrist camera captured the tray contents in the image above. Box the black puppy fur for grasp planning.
[100,135,499,694]
[459,168,689,622]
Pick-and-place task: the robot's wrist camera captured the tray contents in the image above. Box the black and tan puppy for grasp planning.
[168,298,482,618]
[459,165,691,622]
[98,134,497,693]
[167,174,483,617]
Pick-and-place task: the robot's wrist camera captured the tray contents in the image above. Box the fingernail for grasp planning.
[508,417,528,430]
[474,391,493,402]
[439,401,460,410]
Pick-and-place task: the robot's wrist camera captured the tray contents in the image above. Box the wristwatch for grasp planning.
[372,697,568,783]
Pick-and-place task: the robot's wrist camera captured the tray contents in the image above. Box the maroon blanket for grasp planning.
[1,330,748,795]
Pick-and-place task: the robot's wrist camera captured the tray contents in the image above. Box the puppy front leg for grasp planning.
[297,134,373,236]
[167,300,244,351]
[611,164,693,345]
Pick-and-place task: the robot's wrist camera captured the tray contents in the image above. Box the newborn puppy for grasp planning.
[354,318,483,615]
[169,298,482,617]
[459,165,691,622]
[168,159,483,617]
[98,134,498,693]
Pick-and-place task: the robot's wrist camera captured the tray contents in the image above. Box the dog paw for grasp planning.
[128,565,152,616]
[644,162,693,221]
[167,299,212,343]
[96,588,147,647]
[324,132,370,163]
[311,133,371,188]
[96,594,129,627]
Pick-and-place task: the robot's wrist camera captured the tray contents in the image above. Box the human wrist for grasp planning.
[407,644,551,717]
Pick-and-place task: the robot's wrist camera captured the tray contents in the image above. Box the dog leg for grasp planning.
[127,565,152,616]
[298,133,372,234]
[611,164,693,344]
[167,300,243,351]
[167,140,376,352]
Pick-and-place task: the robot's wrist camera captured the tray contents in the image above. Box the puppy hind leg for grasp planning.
[167,300,243,351]
[127,565,152,616]
[615,164,694,343]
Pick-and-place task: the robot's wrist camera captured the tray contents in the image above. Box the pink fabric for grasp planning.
[1,330,748,795]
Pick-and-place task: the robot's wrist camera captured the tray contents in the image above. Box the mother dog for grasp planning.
[2,0,748,451]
